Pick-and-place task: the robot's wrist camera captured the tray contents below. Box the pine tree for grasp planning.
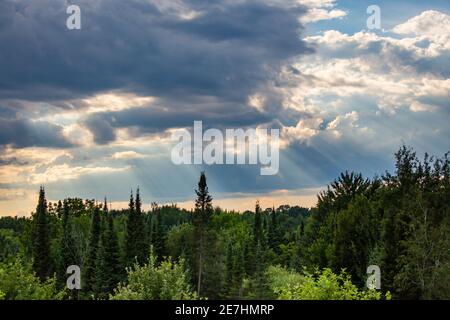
[32,186,51,281]
[124,188,148,266]
[293,221,305,271]
[152,204,165,262]
[84,205,101,295]
[268,206,280,253]
[253,201,263,246]
[94,200,122,298]
[252,241,268,299]
[134,188,148,264]
[59,199,77,286]
[194,171,213,297]
[124,190,137,266]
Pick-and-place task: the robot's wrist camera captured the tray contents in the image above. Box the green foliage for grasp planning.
[32,187,52,281]
[94,203,123,299]
[0,257,64,300]
[193,171,213,297]
[267,266,385,300]
[151,203,166,261]
[124,189,147,266]
[83,206,101,295]
[0,145,448,300]
[110,250,196,300]
[333,194,379,285]
[0,228,21,259]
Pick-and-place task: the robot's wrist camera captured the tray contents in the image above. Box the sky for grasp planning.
[0,0,449,216]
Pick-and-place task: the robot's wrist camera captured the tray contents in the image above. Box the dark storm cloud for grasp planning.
[0,117,74,148]
[84,114,117,145]
[0,0,312,145]
[0,0,311,101]
[82,100,273,143]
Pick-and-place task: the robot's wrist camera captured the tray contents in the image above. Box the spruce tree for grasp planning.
[134,188,147,264]
[124,190,137,266]
[152,204,165,262]
[94,200,121,298]
[194,171,213,297]
[252,241,268,299]
[84,205,101,295]
[253,201,263,246]
[32,186,51,281]
[59,199,77,286]
[268,206,280,253]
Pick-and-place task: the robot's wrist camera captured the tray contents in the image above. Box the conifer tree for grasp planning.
[124,190,137,266]
[194,171,213,297]
[32,186,51,281]
[94,200,122,298]
[59,199,76,286]
[152,204,165,262]
[252,241,268,299]
[84,205,101,295]
[135,188,147,264]
[125,188,147,266]
[268,206,280,253]
[253,201,263,246]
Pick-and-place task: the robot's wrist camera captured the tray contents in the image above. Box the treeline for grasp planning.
[0,146,449,300]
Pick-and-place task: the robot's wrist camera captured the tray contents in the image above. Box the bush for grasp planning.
[110,250,197,300]
[267,266,389,300]
[0,257,64,300]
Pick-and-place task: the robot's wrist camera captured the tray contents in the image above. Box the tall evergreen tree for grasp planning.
[94,199,122,298]
[84,205,101,295]
[194,171,213,297]
[32,187,51,281]
[134,188,148,264]
[152,204,165,262]
[252,241,268,299]
[268,206,280,253]
[58,199,77,286]
[253,201,263,246]
[124,188,148,266]
[124,190,137,266]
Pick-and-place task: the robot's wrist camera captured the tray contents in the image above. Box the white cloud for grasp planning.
[266,10,450,148]
[300,7,346,24]
[112,151,146,159]
[29,164,130,184]
[299,0,347,24]
[410,101,437,113]
[392,10,450,37]
[281,118,323,147]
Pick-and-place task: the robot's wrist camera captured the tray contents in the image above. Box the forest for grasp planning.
[0,146,449,300]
